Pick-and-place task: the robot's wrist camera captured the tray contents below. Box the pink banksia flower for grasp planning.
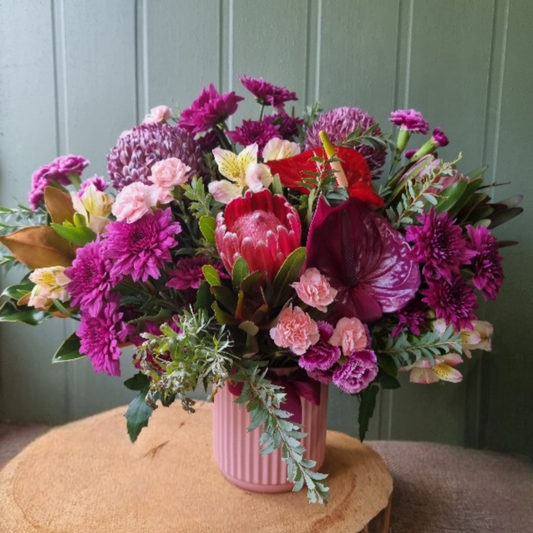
[269,305,320,356]
[239,76,298,108]
[215,189,301,280]
[332,350,379,394]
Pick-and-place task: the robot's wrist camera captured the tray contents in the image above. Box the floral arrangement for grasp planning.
[0,76,522,504]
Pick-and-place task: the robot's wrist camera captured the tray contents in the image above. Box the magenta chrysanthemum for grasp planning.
[227,119,282,155]
[264,111,304,140]
[29,155,89,210]
[77,294,129,377]
[432,127,449,147]
[299,321,341,372]
[389,109,429,134]
[65,239,121,316]
[179,84,244,134]
[105,208,181,282]
[166,256,228,290]
[239,76,298,108]
[467,225,504,300]
[107,123,204,191]
[332,350,379,394]
[406,209,477,283]
[391,297,428,337]
[80,175,107,196]
[422,276,478,331]
[305,107,386,174]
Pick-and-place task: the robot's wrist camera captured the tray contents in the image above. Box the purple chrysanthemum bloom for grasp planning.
[107,123,205,191]
[422,276,478,331]
[264,112,304,140]
[105,208,181,282]
[179,83,244,134]
[404,149,417,159]
[227,119,282,155]
[332,350,379,394]
[79,175,108,197]
[77,294,129,377]
[29,155,90,210]
[466,225,504,300]
[239,76,298,108]
[392,296,428,337]
[166,256,228,290]
[305,107,386,174]
[432,127,449,147]
[299,321,341,372]
[389,109,429,134]
[406,209,477,284]
[65,239,121,316]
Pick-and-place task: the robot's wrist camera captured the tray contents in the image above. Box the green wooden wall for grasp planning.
[0,0,531,455]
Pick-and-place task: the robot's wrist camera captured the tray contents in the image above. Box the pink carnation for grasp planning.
[143,105,172,124]
[291,268,337,313]
[150,157,191,189]
[330,317,369,356]
[269,306,320,356]
[111,182,160,223]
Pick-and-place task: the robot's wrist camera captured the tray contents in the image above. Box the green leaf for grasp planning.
[358,384,379,442]
[488,207,523,229]
[0,300,48,326]
[51,223,96,246]
[239,320,259,336]
[199,216,216,245]
[435,179,468,215]
[202,264,222,286]
[124,372,149,391]
[52,332,84,363]
[125,385,154,443]
[377,354,398,377]
[271,247,306,307]
[194,280,213,310]
[211,286,237,313]
[466,165,488,180]
[212,301,239,325]
[2,281,34,300]
[379,373,400,389]
[448,178,483,218]
[271,174,283,195]
[232,257,250,291]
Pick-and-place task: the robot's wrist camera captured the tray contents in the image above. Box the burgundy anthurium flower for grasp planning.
[306,197,420,322]
[265,146,384,208]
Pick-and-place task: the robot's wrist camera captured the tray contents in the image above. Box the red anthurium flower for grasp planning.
[265,146,384,208]
[306,197,420,322]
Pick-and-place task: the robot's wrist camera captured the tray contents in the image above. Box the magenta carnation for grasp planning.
[299,321,341,372]
[65,239,121,316]
[105,208,181,282]
[422,276,478,331]
[332,350,379,394]
[389,109,429,134]
[179,83,244,134]
[405,149,417,159]
[307,367,334,385]
[467,225,504,300]
[264,112,304,140]
[227,119,282,155]
[432,127,449,147]
[107,123,204,191]
[166,256,228,290]
[305,107,386,174]
[79,175,107,196]
[77,294,129,377]
[239,76,298,108]
[406,209,477,283]
[391,297,428,337]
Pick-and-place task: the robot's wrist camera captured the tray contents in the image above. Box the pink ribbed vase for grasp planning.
[213,368,328,493]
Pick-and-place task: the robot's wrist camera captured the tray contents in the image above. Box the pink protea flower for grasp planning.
[305,107,386,174]
[391,296,428,337]
[269,305,320,355]
[330,317,369,356]
[79,175,107,197]
[299,321,341,372]
[332,350,379,394]
[107,123,204,191]
[149,157,191,189]
[466,225,504,300]
[422,276,478,331]
[77,294,129,377]
[179,83,244,134]
[142,105,172,125]
[389,109,429,134]
[264,111,304,140]
[166,256,228,290]
[227,119,282,155]
[105,208,181,282]
[406,209,477,283]
[239,76,298,108]
[291,268,337,313]
[215,189,301,280]
[111,182,160,223]
[65,239,121,316]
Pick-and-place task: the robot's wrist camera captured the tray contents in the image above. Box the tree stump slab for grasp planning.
[0,402,392,533]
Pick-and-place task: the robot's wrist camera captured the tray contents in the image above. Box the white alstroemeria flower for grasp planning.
[401,353,464,384]
[262,138,301,161]
[461,321,493,358]
[28,266,71,310]
[71,183,114,232]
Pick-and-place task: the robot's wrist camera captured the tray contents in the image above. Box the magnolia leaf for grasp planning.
[435,179,468,215]
[0,226,75,268]
[125,385,154,443]
[52,332,85,363]
[271,247,306,307]
[51,223,96,246]
[0,300,49,326]
[202,264,222,286]
[358,383,379,442]
[232,257,250,291]
[44,186,76,224]
[199,215,216,245]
